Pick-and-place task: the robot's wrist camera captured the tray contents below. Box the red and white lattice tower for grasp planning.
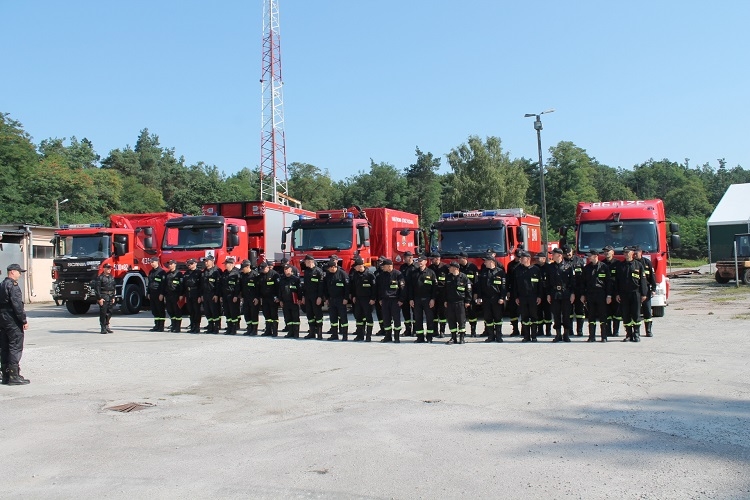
[259,0,288,204]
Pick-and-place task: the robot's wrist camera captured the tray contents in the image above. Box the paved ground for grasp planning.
[1,272,749,499]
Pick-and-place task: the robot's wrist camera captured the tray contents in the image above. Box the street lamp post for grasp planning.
[56,198,69,228]
[524,109,555,252]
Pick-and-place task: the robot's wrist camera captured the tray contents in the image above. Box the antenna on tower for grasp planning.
[260,0,294,206]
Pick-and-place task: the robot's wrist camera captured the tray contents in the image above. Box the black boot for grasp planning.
[173,320,181,333]
[284,324,295,338]
[415,334,425,343]
[600,324,608,342]
[341,327,348,341]
[587,323,596,342]
[100,323,109,335]
[622,326,632,342]
[545,324,552,336]
[510,321,520,337]
[562,329,572,342]
[149,322,159,332]
[327,326,339,341]
[576,319,584,336]
[459,332,465,344]
[5,365,30,385]
[426,333,433,343]
[226,323,236,335]
[470,323,477,338]
[447,332,457,345]
[521,325,531,342]
[304,323,317,339]
[645,322,653,337]
[495,325,503,343]
[156,320,165,332]
[552,330,563,343]
[437,323,445,338]
[380,331,393,342]
[271,323,279,337]
[365,325,372,342]
[394,330,400,343]
[0,364,7,385]
[261,323,273,336]
[612,320,620,337]
[632,325,641,342]
[404,324,412,337]
[353,325,365,342]
[484,323,495,342]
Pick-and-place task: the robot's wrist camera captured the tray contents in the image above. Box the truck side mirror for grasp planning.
[228,224,239,234]
[400,229,411,236]
[516,227,526,245]
[670,234,681,250]
[114,242,127,256]
[670,222,680,234]
[281,242,287,251]
[143,236,153,250]
[228,233,240,249]
[143,227,153,236]
[361,226,370,247]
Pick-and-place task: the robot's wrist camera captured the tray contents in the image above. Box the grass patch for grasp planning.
[732,313,750,320]
[669,258,708,268]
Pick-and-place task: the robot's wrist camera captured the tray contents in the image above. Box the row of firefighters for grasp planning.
[95,244,657,344]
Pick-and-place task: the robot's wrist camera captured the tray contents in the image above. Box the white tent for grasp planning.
[707,183,750,262]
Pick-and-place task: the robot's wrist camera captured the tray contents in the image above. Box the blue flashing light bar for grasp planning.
[60,223,106,229]
[440,208,525,219]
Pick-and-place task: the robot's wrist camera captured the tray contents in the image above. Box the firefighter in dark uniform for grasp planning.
[200,255,222,334]
[475,253,506,342]
[580,249,610,342]
[278,257,299,332]
[96,263,116,335]
[514,251,543,342]
[0,263,30,385]
[429,252,450,338]
[505,248,523,337]
[444,261,472,345]
[399,251,417,337]
[279,263,301,338]
[350,257,376,342]
[614,246,649,342]
[323,259,349,341]
[372,256,385,335]
[258,261,280,336]
[376,258,406,343]
[457,252,480,337]
[563,245,587,336]
[220,257,242,335]
[300,254,325,340]
[410,255,437,343]
[546,247,575,342]
[183,258,203,333]
[239,259,260,335]
[535,252,553,336]
[147,258,167,332]
[602,245,621,337]
[479,249,501,337]
[164,259,184,332]
[635,246,657,337]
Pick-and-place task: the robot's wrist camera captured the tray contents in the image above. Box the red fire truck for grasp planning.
[283,206,421,270]
[430,208,543,269]
[570,199,680,317]
[52,212,181,315]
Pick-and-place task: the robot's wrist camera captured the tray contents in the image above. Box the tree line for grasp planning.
[3,111,749,258]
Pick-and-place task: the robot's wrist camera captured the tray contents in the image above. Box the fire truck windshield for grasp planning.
[59,235,110,258]
[292,226,353,251]
[438,228,505,255]
[578,220,658,253]
[162,225,224,250]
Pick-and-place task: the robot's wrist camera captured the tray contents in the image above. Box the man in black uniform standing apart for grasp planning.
[514,251,543,342]
[635,246,657,337]
[323,259,349,341]
[300,255,325,339]
[410,255,437,343]
[580,249,610,342]
[444,261,472,345]
[183,258,203,333]
[164,259,184,332]
[239,259,259,335]
[350,257,376,342]
[429,252,450,338]
[147,258,167,332]
[220,257,242,335]
[0,263,30,385]
[258,261,281,337]
[96,263,116,335]
[546,247,575,343]
[376,258,406,343]
[200,255,222,334]
[458,252,480,337]
[614,246,649,342]
[475,253,506,342]
[399,251,417,337]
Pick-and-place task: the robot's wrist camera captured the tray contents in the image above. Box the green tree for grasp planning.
[339,161,409,210]
[288,162,340,211]
[446,136,528,212]
[404,147,443,228]
[0,113,38,223]
[544,141,599,228]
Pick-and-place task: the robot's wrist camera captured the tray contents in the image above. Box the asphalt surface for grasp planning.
[1,273,749,499]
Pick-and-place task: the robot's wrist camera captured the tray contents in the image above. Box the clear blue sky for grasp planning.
[2,1,748,182]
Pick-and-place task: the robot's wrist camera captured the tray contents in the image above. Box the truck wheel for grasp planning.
[122,284,144,314]
[652,306,665,318]
[742,269,750,285]
[66,300,91,315]
[715,271,730,284]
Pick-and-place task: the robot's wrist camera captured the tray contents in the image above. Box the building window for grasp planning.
[33,245,54,259]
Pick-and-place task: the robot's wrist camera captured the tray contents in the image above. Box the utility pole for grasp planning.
[260,0,289,205]
[524,109,555,252]
[56,198,69,228]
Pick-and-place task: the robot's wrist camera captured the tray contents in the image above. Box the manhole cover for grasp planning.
[423,399,441,404]
[106,402,155,413]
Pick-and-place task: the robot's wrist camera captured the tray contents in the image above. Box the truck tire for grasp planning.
[122,283,144,315]
[715,271,730,284]
[743,269,750,285]
[652,306,665,318]
[66,300,91,315]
